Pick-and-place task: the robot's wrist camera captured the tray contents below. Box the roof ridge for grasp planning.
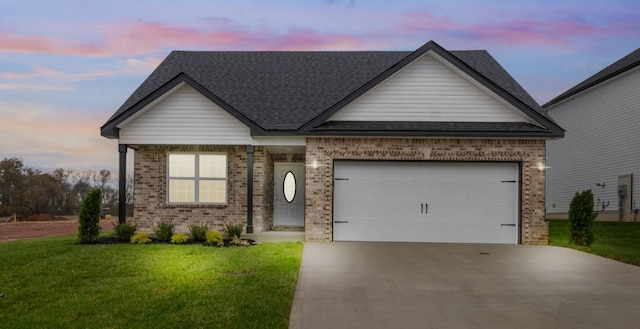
[170,49,409,53]
[544,47,640,108]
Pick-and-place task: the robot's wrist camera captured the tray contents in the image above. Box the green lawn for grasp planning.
[548,219,640,266]
[0,234,303,329]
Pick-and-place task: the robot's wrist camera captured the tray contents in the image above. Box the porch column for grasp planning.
[246,145,254,233]
[118,144,127,224]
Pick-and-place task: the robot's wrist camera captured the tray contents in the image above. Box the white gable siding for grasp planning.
[546,66,640,214]
[330,53,530,123]
[118,84,252,145]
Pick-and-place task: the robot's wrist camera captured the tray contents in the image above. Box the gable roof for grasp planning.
[101,41,563,138]
[544,47,640,108]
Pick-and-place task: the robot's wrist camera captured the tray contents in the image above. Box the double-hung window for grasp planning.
[167,153,227,204]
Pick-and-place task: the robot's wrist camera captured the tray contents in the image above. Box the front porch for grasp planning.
[119,143,308,236]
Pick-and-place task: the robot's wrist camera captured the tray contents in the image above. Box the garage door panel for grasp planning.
[333,161,518,244]
[334,221,516,244]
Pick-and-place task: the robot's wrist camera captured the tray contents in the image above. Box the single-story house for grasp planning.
[545,47,640,221]
[101,40,563,244]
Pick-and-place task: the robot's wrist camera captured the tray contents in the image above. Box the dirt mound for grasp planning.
[0,220,113,241]
[18,214,70,222]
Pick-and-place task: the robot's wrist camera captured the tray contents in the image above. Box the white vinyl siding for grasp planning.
[118,84,252,145]
[546,66,640,213]
[167,153,227,204]
[330,53,530,123]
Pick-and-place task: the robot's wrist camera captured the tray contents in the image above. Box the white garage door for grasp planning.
[333,161,519,244]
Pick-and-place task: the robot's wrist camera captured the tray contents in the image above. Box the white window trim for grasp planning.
[166,152,228,205]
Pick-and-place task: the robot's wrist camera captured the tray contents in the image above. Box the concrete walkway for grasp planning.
[289,242,640,329]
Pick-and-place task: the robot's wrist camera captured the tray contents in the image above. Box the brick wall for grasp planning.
[305,138,548,245]
[261,148,274,230]
[132,145,267,234]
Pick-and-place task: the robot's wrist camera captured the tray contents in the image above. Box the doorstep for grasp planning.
[244,231,305,243]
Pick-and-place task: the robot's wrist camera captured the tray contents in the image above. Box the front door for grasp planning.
[274,163,305,227]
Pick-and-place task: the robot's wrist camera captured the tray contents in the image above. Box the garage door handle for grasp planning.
[501,224,516,226]
[421,203,424,214]
[425,203,428,215]
[335,221,349,224]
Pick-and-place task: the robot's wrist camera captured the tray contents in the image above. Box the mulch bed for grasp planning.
[96,237,256,246]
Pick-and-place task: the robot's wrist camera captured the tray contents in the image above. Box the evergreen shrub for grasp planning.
[154,221,175,242]
[189,224,208,242]
[78,189,102,244]
[568,190,597,246]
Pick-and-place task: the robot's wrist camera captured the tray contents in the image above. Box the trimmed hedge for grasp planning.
[568,190,597,246]
[78,188,102,244]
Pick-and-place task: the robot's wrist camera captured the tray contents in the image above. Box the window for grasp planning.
[283,171,296,203]
[167,153,227,204]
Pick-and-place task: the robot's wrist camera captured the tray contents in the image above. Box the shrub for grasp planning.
[154,221,175,242]
[205,230,224,247]
[113,222,138,242]
[569,190,597,246]
[170,233,189,244]
[130,233,151,244]
[222,223,244,240]
[189,224,208,242]
[230,235,250,247]
[78,188,102,244]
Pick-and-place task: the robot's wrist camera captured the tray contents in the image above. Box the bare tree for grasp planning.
[0,158,128,217]
[70,171,92,206]
[0,158,25,216]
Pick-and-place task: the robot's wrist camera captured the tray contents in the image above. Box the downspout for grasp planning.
[118,144,127,224]
[246,145,254,233]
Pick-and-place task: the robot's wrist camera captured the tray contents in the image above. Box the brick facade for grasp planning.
[304,137,548,245]
[132,145,306,234]
[132,145,269,234]
[133,138,548,245]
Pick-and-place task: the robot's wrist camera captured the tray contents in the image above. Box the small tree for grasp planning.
[78,188,102,244]
[568,189,597,246]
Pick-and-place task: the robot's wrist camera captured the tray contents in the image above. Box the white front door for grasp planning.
[274,163,305,226]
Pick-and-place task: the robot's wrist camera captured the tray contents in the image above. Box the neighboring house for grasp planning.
[545,47,640,221]
[101,41,563,245]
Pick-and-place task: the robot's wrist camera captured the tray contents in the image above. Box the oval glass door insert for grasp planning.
[283,171,296,203]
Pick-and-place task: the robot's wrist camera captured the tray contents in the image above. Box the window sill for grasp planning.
[163,203,228,209]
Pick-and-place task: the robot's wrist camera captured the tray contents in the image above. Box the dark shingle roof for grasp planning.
[101,41,563,138]
[106,51,407,131]
[311,121,556,137]
[544,47,640,108]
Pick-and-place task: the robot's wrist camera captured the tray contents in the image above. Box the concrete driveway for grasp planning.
[289,242,640,329]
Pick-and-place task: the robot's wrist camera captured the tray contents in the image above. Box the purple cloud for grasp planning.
[399,10,639,50]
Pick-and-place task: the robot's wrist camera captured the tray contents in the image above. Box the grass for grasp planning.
[548,219,640,266]
[0,233,303,329]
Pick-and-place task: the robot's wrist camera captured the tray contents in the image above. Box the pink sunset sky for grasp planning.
[0,0,638,175]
